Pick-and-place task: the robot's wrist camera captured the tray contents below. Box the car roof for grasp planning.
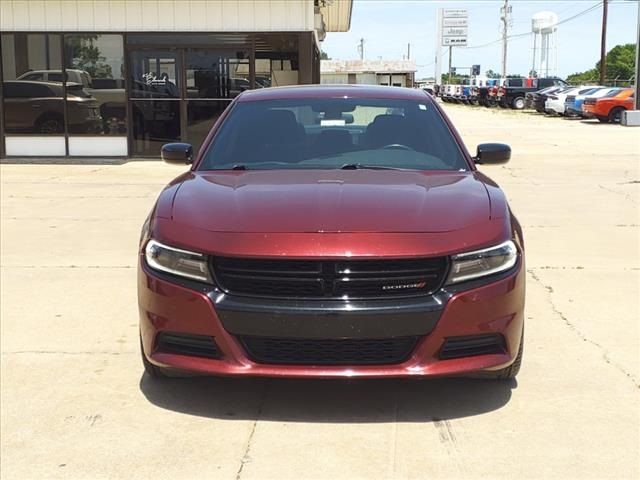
[236,84,432,103]
[4,79,63,86]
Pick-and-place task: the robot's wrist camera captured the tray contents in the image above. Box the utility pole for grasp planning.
[600,0,608,85]
[448,46,453,83]
[500,0,511,78]
[407,43,410,60]
[635,0,639,110]
[357,38,365,60]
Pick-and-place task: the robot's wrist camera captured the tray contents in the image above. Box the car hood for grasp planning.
[169,170,491,233]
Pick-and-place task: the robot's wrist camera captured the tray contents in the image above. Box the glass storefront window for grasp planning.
[131,100,181,156]
[186,50,249,99]
[2,32,309,158]
[64,35,126,135]
[186,100,230,152]
[255,34,299,88]
[1,33,64,135]
[129,51,181,99]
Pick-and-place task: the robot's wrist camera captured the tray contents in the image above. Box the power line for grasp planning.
[463,1,604,50]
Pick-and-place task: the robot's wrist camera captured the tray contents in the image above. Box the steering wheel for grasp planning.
[381,144,414,151]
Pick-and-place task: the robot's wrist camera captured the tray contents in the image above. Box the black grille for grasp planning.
[156,332,221,359]
[240,336,419,365]
[439,334,506,360]
[212,257,448,299]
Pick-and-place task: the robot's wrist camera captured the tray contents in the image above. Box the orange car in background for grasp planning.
[582,88,635,123]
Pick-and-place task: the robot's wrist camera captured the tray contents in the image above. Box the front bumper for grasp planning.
[139,259,525,378]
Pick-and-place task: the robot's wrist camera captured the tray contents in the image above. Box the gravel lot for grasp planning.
[1,106,638,480]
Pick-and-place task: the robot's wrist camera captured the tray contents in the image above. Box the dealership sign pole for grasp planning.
[439,9,468,84]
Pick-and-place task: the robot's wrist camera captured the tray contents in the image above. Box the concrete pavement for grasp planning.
[1,106,638,479]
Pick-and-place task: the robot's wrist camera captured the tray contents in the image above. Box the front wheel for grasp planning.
[491,331,523,380]
[140,335,166,379]
[512,96,525,110]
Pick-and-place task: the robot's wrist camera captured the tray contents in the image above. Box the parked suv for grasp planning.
[139,85,525,381]
[2,80,102,134]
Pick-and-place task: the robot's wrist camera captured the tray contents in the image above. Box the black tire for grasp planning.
[512,96,525,110]
[492,331,523,380]
[140,335,166,379]
[36,115,64,134]
[608,107,625,124]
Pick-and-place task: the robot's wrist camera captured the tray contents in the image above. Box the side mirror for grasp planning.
[474,143,511,165]
[161,143,193,165]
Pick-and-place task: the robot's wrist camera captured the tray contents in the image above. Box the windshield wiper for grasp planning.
[230,164,247,170]
[340,163,408,171]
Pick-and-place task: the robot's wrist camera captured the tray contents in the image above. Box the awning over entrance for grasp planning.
[319,0,353,32]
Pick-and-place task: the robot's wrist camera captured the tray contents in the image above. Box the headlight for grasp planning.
[144,239,213,283]
[446,240,517,285]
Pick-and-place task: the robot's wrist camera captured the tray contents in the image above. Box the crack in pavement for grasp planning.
[235,380,268,480]
[499,165,541,186]
[527,269,639,389]
[598,184,639,205]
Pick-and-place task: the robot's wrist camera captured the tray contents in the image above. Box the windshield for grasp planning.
[199,98,468,171]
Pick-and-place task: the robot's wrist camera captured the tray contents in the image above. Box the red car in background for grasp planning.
[582,88,635,123]
[138,85,525,381]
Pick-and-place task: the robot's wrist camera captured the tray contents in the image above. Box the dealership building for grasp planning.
[321,59,416,88]
[0,0,352,158]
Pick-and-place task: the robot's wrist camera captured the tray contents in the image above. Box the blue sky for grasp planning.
[322,0,639,79]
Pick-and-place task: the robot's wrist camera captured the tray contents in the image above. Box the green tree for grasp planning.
[320,50,331,60]
[66,36,113,79]
[567,43,635,83]
[566,68,599,84]
[485,69,501,79]
[447,73,470,85]
[596,43,636,79]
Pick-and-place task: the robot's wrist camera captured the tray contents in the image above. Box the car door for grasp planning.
[2,82,33,132]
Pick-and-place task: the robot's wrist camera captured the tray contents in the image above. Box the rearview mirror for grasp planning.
[161,143,193,165]
[474,143,511,165]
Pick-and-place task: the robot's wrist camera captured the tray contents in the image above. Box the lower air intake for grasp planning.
[156,332,221,359]
[439,334,506,360]
[240,336,419,365]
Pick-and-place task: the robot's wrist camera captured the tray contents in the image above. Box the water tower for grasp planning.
[531,11,558,78]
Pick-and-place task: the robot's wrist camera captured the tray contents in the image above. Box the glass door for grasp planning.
[127,48,250,156]
[185,49,249,152]
[128,49,181,156]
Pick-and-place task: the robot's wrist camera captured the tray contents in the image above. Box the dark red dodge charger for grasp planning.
[139,85,525,380]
